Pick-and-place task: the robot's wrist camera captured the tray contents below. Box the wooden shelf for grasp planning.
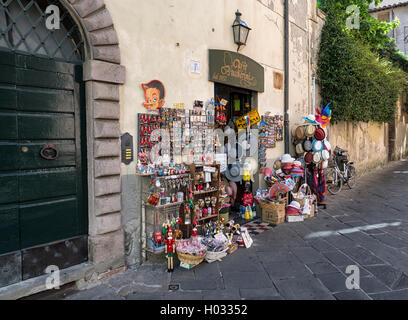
[193,189,219,195]
[198,214,218,221]
[145,201,184,209]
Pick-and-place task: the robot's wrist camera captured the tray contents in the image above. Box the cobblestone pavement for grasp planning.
[41,159,408,300]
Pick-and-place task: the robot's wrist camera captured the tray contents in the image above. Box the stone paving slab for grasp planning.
[42,159,408,300]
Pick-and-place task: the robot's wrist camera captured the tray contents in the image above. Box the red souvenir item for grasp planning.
[165,227,176,272]
[242,192,254,207]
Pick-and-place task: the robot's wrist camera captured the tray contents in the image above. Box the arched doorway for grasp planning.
[0,0,88,287]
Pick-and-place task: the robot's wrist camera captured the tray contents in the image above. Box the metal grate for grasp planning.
[0,0,84,63]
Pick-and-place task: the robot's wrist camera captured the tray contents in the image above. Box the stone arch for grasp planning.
[60,0,126,269]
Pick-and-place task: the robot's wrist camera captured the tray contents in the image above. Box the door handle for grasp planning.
[40,143,59,160]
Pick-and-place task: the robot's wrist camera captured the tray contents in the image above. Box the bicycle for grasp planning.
[325,146,357,195]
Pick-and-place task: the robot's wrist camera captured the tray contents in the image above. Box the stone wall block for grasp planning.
[90,27,119,46]
[95,194,121,216]
[83,9,113,32]
[95,212,122,235]
[93,45,121,64]
[89,230,125,263]
[94,139,120,158]
[95,157,121,178]
[84,60,125,83]
[92,82,119,101]
[93,101,120,120]
[95,175,121,196]
[94,120,120,138]
[73,0,105,18]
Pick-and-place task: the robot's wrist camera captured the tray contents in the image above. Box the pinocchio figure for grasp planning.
[165,227,176,272]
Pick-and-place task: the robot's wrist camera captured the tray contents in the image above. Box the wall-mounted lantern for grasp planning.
[232,10,251,52]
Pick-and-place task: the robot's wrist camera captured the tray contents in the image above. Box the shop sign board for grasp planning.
[209,49,264,92]
[235,109,261,130]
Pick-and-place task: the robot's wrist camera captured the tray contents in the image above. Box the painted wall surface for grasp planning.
[104,0,321,265]
[392,97,408,160]
[328,122,389,175]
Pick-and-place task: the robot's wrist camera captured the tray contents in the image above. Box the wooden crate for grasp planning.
[260,202,286,225]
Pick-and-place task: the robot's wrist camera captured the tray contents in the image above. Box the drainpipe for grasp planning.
[284,0,290,153]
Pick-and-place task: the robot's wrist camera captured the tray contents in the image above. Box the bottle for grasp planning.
[244,206,250,220]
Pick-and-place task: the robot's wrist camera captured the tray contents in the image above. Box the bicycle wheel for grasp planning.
[347,165,357,189]
[326,167,343,195]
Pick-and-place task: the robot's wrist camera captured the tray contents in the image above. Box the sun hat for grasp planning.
[274,159,282,170]
[302,114,320,125]
[304,152,314,164]
[225,163,242,182]
[290,167,304,177]
[322,160,329,169]
[281,154,295,163]
[282,162,293,172]
[314,127,326,141]
[293,160,303,168]
[313,152,322,164]
[296,143,305,155]
[296,157,306,168]
[303,139,313,152]
[295,126,306,140]
[286,207,301,215]
[291,125,298,139]
[312,139,324,152]
[323,139,331,151]
[321,149,330,161]
[305,125,316,137]
[288,201,301,210]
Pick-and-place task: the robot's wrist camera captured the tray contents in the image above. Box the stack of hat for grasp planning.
[281,154,295,175]
[293,120,331,166]
[290,161,304,177]
[286,201,301,215]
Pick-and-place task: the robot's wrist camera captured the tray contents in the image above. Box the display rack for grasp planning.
[179,163,221,237]
[141,173,189,259]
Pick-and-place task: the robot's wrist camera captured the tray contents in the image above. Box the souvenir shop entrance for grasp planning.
[214,83,259,220]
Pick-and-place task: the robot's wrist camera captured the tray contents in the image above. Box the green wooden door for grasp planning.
[0,50,87,255]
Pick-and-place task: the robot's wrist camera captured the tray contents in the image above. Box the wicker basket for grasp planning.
[259,202,286,225]
[176,251,206,265]
[205,247,228,262]
[292,184,311,207]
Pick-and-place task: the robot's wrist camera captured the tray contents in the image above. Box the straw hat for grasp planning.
[295,126,306,140]
[296,143,305,155]
[274,159,282,170]
[305,125,316,137]
[313,152,322,164]
[321,149,330,161]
